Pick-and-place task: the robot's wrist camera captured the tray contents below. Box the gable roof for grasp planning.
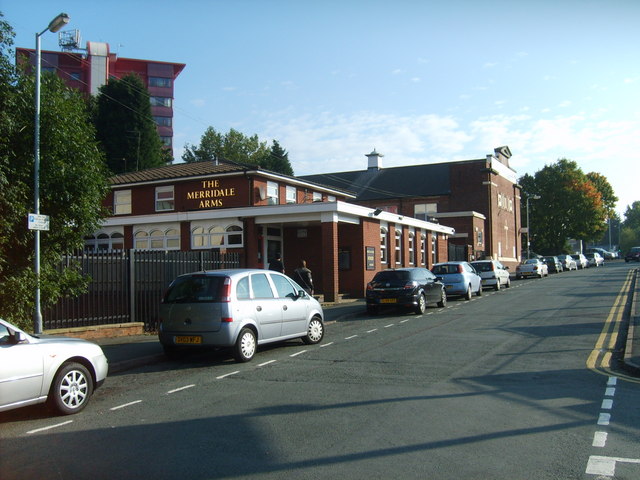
[299,162,453,201]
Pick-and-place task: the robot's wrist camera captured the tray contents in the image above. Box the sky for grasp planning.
[3,0,638,217]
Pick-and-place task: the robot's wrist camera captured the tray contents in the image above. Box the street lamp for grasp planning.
[33,13,70,334]
[525,194,541,260]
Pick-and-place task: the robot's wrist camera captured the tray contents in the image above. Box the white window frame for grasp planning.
[191,223,244,249]
[114,190,131,215]
[267,181,279,205]
[380,227,388,264]
[408,231,415,265]
[414,203,437,221]
[155,185,174,212]
[134,228,180,250]
[312,191,322,202]
[286,185,297,204]
[395,228,402,265]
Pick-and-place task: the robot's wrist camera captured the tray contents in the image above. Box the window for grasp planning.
[395,229,402,265]
[149,76,172,88]
[408,232,415,265]
[134,228,180,250]
[153,116,172,127]
[420,233,427,266]
[84,232,124,252]
[236,276,250,300]
[312,192,322,202]
[432,232,438,265]
[150,96,172,107]
[155,186,174,211]
[191,224,244,249]
[251,274,274,299]
[476,228,483,246]
[114,190,131,215]
[414,203,437,221]
[69,72,81,81]
[160,136,172,147]
[267,181,279,205]
[270,273,297,299]
[327,195,336,202]
[286,185,297,203]
[380,227,388,264]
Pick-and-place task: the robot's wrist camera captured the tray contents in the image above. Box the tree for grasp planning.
[94,73,164,174]
[0,16,110,330]
[183,127,294,175]
[519,159,610,254]
[586,172,618,218]
[623,201,640,231]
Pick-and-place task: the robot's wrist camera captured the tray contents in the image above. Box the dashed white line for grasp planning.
[258,359,277,367]
[384,324,394,328]
[593,431,608,447]
[367,328,378,333]
[27,420,73,435]
[110,400,142,411]
[598,413,611,425]
[216,371,240,379]
[400,319,410,323]
[167,384,195,394]
[320,342,333,347]
[601,399,613,410]
[345,335,358,340]
[289,350,307,357]
[605,387,616,396]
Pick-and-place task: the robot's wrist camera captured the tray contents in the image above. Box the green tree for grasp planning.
[183,127,294,175]
[0,15,110,330]
[623,201,640,231]
[94,73,164,174]
[587,172,618,217]
[519,159,609,254]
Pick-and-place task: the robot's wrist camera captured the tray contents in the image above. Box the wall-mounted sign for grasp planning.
[186,179,237,209]
[366,246,376,270]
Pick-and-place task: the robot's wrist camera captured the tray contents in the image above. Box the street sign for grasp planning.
[28,213,50,231]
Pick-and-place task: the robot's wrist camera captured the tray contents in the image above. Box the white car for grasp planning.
[585,252,604,267]
[470,260,511,291]
[516,259,549,279]
[0,318,108,415]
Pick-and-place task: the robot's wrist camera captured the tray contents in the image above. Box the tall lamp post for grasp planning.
[33,13,70,334]
[525,194,541,260]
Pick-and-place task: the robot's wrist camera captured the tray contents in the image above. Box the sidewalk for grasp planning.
[623,268,640,374]
[96,299,366,374]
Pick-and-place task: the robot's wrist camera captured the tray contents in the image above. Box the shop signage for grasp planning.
[186,179,237,209]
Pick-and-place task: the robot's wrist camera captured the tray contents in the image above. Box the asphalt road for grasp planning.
[1,261,639,479]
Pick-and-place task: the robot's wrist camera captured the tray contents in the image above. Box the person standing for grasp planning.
[269,253,284,273]
[293,260,314,295]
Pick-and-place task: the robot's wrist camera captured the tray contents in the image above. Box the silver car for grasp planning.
[0,318,108,415]
[159,269,325,362]
[470,260,511,291]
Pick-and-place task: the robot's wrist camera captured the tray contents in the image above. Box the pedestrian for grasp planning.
[269,253,284,273]
[293,260,314,295]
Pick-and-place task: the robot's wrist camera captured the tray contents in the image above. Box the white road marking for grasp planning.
[110,400,142,411]
[167,384,195,394]
[27,420,73,435]
[345,335,358,340]
[598,413,611,425]
[289,350,307,357]
[587,455,640,476]
[320,342,333,347]
[593,431,608,447]
[216,371,240,379]
[367,329,378,333]
[258,360,277,367]
[605,387,616,396]
[601,399,613,410]
[384,324,394,328]
[400,319,410,323]
[607,377,617,386]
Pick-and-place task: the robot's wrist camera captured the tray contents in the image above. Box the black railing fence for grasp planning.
[44,250,240,331]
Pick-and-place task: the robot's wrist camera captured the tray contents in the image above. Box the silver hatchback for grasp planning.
[158,269,325,362]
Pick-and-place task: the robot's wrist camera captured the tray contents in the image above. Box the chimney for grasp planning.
[366,149,383,170]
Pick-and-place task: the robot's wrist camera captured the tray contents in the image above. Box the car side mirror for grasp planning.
[298,290,307,298]
[504,266,509,270]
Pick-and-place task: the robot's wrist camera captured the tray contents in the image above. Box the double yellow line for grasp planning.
[587,270,635,371]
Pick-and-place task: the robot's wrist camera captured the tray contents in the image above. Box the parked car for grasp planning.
[366,267,446,315]
[0,318,108,415]
[159,269,325,362]
[470,260,511,291]
[557,254,578,271]
[625,247,640,262]
[542,256,563,273]
[431,262,482,300]
[571,253,589,269]
[515,258,549,279]
[585,252,604,267]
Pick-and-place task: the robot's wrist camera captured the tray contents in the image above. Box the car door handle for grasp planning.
[256,306,262,312]
[283,305,288,311]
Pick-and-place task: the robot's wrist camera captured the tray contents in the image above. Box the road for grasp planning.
[1,261,639,479]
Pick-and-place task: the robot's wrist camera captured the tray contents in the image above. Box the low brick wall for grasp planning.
[44,322,145,340]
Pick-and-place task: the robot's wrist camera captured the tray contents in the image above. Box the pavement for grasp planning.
[95,299,367,374]
[97,269,640,375]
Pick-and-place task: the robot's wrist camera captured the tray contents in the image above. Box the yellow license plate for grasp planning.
[175,335,202,344]
[380,298,397,304]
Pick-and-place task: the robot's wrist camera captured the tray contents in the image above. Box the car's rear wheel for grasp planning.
[234,328,257,362]
[414,294,427,314]
[437,289,447,308]
[47,362,93,415]
[303,316,324,344]
[505,278,511,288]
[494,281,500,291]
[476,285,482,296]
[464,285,472,300]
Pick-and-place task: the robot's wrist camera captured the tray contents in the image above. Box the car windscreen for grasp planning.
[372,271,410,283]
[163,275,226,303]
[431,264,459,275]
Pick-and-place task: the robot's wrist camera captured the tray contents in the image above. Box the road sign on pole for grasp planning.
[28,213,50,231]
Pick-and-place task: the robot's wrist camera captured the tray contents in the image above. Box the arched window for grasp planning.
[191,224,244,249]
[135,228,180,250]
[134,231,149,250]
[226,225,243,246]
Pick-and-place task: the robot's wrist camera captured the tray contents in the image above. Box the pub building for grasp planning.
[89,160,454,301]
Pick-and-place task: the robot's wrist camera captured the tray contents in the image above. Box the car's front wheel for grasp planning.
[414,293,427,314]
[303,316,324,344]
[47,362,93,415]
[234,328,257,362]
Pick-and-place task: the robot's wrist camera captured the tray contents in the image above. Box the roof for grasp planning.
[300,162,453,201]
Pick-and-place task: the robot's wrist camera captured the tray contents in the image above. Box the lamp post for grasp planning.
[525,194,541,260]
[33,13,70,334]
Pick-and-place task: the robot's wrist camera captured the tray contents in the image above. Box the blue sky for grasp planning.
[3,0,638,216]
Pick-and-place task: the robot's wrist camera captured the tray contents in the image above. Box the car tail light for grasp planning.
[366,283,373,291]
[220,277,232,302]
[533,266,538,271]
[458,265,464,273]
[404,281,418,290]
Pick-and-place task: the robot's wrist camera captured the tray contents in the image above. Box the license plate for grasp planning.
[380,298,397,304]
[175,335,202,344]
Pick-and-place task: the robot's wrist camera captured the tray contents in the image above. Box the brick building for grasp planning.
[16,40,185,156]
[301,147,522,269]
[92,160,454,301]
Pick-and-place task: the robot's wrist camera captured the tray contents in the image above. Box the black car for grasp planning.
[625,246,640,262]
[366,267,446,315]
[542,256,563,273]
